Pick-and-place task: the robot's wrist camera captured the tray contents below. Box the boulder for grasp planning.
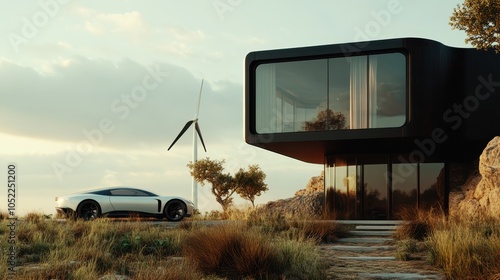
[259,192,324,218]
[452,137,500,218]
[294,171,324,196]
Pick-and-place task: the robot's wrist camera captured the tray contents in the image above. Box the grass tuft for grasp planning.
[394,207,445,240]
[183,223,326,279]
[426,218,500,279]
[183,225,277,279]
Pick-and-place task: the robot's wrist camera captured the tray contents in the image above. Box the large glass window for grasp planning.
[325,156,357,219]
[363,164,388,220]
[255,53,406,133]
[392,163,418,216]
[420,163,445,210]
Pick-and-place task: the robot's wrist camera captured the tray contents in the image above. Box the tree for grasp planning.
[450,0,500,52]
[187,158,268,211]
[187,158,238,211]
[234,165,268,208]
[302,109,347,131]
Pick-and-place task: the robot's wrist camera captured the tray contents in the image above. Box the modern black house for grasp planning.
[245,38,500,219]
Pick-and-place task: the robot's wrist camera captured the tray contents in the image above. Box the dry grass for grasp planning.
[426,216,500,279]
[0,209,330,279]
[394,207,500,279]
[394,206,446,241]
[0,217,188,279]
[183,223,325,279]
[183,224,278,279]
[247,210,348,243]
[0,211,9,220]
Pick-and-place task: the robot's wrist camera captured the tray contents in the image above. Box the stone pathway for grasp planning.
[319,221,444,279]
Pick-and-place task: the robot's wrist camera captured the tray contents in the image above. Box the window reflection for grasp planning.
[392,164,418,217]
[324,157,446,220]
[255,53,406,133]
[363,164,388,220]
[420,163,445,210]
[325,156,357,219]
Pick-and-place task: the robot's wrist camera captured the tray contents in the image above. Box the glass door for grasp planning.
[324,156,357,219]
[363,164,388,219]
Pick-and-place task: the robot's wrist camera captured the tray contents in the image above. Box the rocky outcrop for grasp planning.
[258,192,324,218]
[294,171,324,196]
[451,137,500,218]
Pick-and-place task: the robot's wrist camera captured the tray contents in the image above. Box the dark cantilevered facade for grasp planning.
[245,38,500,219]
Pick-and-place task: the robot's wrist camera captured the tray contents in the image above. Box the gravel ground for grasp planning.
[318,240,445,279]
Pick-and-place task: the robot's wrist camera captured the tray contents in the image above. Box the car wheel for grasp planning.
[77,200,101,221]
[164,200,187,222]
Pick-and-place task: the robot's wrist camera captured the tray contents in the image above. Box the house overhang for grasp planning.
[245,38,500,164]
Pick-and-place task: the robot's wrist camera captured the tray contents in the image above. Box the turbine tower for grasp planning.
[167,79,207,209]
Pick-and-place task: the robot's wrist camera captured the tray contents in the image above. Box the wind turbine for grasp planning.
[168,79,206,209]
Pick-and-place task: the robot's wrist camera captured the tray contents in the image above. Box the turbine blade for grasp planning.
[194,122,207,152]
[194,79,204,119]
[168,120,194,151]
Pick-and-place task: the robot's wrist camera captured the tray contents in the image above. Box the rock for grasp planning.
[295,171,324,196]
[452,137,500,219]
[258,192,324,218]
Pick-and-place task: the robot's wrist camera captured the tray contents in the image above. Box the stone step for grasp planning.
[355,225,399,231]
[338,256,396,261]
[327,245,395,252]
[349,230,394,236]
[335,220,405,225]
[337,237,393,244]
[358,272,443,279]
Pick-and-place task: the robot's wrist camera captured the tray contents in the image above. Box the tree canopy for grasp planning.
[450,0,500,52]
[303,109,347,131]
[234,165,268,208]
[187,158,268,211]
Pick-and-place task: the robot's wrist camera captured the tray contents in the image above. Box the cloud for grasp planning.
[166,26,205,42]
[154,25,207,58]
[71,6,150,42]
[0,57,243,153]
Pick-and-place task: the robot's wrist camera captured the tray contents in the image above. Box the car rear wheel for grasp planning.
[77,200,101,221]
[164,200,187,222]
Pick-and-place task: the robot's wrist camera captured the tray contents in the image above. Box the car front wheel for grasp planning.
[77,200,101,221]
[164,200,187,222]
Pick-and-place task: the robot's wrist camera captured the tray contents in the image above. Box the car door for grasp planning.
[108,189,161,214]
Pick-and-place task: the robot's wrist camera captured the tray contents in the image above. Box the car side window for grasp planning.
[110,189,150,196]
[110,189,135,196]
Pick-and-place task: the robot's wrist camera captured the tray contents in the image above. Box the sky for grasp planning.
[0,0,469,216]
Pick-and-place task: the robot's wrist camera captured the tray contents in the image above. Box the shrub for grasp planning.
[426,217,500,279]
[183,225,278,279]
[396,239,418,261]
[394,207,445,240]
[293,220,346,243]
[273,238,325,279]
[0,211,8,220]
[24,212,45,223]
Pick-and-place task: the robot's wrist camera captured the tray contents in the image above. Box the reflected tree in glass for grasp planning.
[302,109,347,131]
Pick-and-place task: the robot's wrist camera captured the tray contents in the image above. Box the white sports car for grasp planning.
[55,187,195,221]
